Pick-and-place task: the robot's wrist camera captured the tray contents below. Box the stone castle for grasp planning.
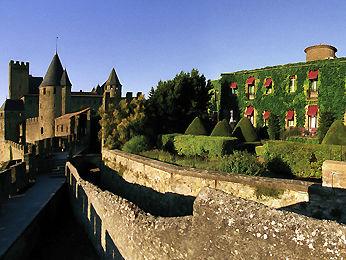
[0,53,139,147]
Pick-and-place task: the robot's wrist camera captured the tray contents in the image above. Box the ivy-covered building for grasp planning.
[218,44,346,134]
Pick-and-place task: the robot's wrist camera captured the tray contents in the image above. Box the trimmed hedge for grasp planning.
[232,117,259,142]
[185,117,208,135]
[159,133,181,151]
[322,120,346,145]
[122,135,149,154]
[210,119,232,136]
[286,136,319,144]
[263,141,346,178]
[173,135,239,157]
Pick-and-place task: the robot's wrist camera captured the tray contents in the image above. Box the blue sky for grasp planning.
[0,0,345,104]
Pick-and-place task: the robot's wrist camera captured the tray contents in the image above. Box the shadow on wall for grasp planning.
[70,155,195,217]
[98,163,195,217]
[279,184,346,225]
[71,178,124,260]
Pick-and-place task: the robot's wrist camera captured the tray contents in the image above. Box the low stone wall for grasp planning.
[102,149,313,208]
[66,160,346,259]
[0,161,28,206]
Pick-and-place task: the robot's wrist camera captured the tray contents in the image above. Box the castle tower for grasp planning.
[38,53,64,139]
[9,60,29,99]
[103,68,122,111]
[61,69,72,115]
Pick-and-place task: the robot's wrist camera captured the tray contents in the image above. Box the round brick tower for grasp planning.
[304,44,337,62]
[39,53,63,139]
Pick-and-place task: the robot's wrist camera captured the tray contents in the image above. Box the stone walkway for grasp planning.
[0,154,67,258]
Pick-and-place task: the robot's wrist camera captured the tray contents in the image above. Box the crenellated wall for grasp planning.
[26,117,40,143]
[66,160,346,259]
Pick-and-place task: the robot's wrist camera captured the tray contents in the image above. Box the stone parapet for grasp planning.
[102,149,313,208]
[322,160,346,189]
[66,160,346,259]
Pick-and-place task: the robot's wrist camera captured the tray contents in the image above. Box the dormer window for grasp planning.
[230,82,238,95]
[264,78,273,94]
[246,77,255,100]
[289,76,296,93]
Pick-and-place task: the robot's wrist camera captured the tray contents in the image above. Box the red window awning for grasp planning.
[264,78,272,87]
[246,76,255,85]
[286,110,294,120]
[307,105,318,117]
[230,82,237,89]
[245,106,254,116]
[308,70,318,80]
[263,111,270,120]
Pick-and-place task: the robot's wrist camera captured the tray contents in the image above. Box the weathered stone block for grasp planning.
[322,160,346,189]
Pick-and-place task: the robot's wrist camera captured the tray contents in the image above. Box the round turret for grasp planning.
[38,53,63,139]
[304,44,337,62]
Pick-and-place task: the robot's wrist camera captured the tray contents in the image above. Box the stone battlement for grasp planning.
[4,140,27,152]
[9,60,29,69]
[26,117,39,124]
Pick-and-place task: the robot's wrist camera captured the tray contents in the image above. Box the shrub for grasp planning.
[267,113,281,140]
[232,117,259,142]
[322,120,346,145]
[174,135,239,157]
[122,135,149,154]
[281,127,302,140]
[210,119,232,136]
[286,136,319,144]
[318,111,336,143]
[263,141,346,178]
[185,117,208,135]
[220,150,266,176]
[255,145,265,156]
[160,133,181,151]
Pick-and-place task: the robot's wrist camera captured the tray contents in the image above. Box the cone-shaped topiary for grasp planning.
[185,117,208,135]
[210,119,232,136]
[232,117,259,142]
[322,120,346,145]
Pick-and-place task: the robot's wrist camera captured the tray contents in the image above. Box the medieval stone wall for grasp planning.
[70,95,102,115]
[21,94,39,119]
[102,149,311,208]
[8,61,29,100]
[66,160,346,259]
[26,117,40,144]
[0,140,27,163]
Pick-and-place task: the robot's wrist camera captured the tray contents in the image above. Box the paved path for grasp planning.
[0,153,67,257]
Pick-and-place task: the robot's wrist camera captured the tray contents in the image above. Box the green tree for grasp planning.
[318,111,336,143]
[267,114,281,140]
[145,69,211,136]
[99,95,146,149]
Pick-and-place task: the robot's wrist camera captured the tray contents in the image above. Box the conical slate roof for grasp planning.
[60,69,72,87]
[41,53,64,87]
[106,68,122,86]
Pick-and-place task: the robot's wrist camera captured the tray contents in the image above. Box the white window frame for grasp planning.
[290,78,295,92]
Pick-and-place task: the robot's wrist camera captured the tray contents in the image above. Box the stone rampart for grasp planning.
[0,161,28,206]
[0,140,27,163]
[102,149,312,208]
[66,160,346,259]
